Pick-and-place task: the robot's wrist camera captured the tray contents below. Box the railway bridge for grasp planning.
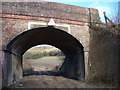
[0,1,100,86]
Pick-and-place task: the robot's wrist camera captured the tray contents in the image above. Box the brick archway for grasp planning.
[4,26,85,85]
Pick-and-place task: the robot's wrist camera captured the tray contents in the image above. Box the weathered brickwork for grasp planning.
[88,28,119,86]
[2,18,90,51]
[2,14,86,25]
[2,2,100,23]
[1,1,101,86]
[0,2,2,89]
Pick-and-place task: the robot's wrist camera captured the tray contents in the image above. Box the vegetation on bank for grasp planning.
[90,22,120,32]
[88,23,119,86]
[23,46,64,60]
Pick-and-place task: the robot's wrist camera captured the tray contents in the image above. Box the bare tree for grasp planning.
[110,1,120,24]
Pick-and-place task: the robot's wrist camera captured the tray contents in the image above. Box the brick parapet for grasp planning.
[2,2,100,23]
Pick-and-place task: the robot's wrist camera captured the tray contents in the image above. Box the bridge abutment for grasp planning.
[2,50,23,86]
[0,51,2,89]
[60,49,85,80]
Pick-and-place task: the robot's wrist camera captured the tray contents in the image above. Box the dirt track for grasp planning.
[16,75,90,88]
[15,75,114,88]
[21,54,115,88]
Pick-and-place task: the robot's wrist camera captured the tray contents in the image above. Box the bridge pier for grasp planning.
[60,49,85,80]
[84,51,89,80]
[3,50,23,86]
[0,50,2,89]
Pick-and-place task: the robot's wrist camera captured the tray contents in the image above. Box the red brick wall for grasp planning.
[2,2,100,23]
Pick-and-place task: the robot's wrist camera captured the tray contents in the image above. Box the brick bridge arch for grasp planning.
[5,26,85,85]
[1,1,100,87]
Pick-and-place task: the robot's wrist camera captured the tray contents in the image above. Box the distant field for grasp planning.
[23,45,65,73]
[23,45,64,59]
[24,56,64,71]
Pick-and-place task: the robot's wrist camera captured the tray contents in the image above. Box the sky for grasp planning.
[43,0,119,23]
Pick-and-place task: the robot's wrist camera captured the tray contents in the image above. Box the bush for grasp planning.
[23,49,64,60]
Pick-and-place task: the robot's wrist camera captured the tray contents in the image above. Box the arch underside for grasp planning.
[4,26,85,85]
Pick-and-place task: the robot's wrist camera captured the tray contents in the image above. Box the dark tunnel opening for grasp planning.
[5,26,85,85]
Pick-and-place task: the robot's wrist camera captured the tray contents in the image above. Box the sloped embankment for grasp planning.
[88,26,119,87]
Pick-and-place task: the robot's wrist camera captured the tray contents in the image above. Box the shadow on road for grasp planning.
[23,70,67,77]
